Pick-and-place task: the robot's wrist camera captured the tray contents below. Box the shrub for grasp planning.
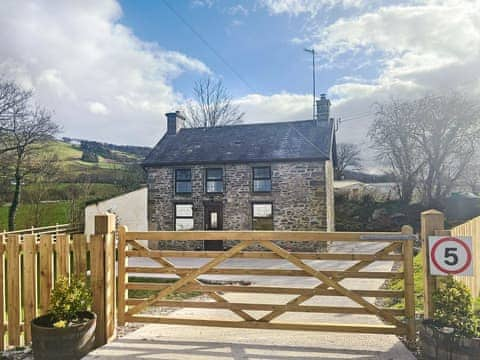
[48,277,92,327]
[81,150,98,163]
[432,276,478,337]
[474,296,480,318]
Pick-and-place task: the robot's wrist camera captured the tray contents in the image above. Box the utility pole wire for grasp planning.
[161,0,255,93]
[304,48,316,120]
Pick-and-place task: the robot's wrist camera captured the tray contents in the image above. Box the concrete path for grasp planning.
[86,242,415,359]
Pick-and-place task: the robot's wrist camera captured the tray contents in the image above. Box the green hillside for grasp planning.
[1,139,149,229]
[43,140,147,182]
[46,141,136,172]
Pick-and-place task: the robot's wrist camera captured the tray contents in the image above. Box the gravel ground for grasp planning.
[0,347,32,360]
[116,294,212,339]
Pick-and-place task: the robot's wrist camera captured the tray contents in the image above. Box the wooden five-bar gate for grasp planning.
[118,225,417,346]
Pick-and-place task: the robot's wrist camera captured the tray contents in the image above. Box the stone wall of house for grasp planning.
[146,160,330,251]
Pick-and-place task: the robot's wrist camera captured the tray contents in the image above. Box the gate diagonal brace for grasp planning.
[128,240,255,321]
[258,241,404,329]
[127,240,252,317]
[259,241,401,322]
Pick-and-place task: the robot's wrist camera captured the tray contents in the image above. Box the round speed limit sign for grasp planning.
[428,236,473,276]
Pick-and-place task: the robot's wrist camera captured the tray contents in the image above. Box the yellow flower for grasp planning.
[53,320,67,328]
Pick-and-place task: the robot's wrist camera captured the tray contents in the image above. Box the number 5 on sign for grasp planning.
[428,236,473,276]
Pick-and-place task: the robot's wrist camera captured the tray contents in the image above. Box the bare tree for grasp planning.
[65,175,93,226]
[335,143,361,179]
[413,94,480,207]
[0,80,32,154]
[460,155,480,193]
[24,152,61,226]
[185,77,244,128]
[369,93,480,207]
[369,99,424,204]
[0,79,59,230]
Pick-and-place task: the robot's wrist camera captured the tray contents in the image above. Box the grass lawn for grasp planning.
[128,277,202,300]
[384,252,424,313]
[0,202,70,230]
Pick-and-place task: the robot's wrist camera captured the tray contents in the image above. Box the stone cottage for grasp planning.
[143,95,337,250]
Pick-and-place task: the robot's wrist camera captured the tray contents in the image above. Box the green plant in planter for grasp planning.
[48,276,92,328]
[432,276,478,338]
[474,296,480,318]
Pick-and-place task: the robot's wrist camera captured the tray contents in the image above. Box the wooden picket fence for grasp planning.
[450,216,480,297]
[0,231,115,350]
[1,223,82,237]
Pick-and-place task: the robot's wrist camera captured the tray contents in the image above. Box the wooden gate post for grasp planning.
[91,214,116,347]
[421,209,444,319]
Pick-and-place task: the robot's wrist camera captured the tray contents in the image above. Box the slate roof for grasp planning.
[143,120,335,166]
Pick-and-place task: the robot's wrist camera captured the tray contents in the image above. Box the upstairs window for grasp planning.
[175,169,192,194]
[252,203,273,230]
[206,168,224,193]
[253,166,271,192]
[175,204,194,230]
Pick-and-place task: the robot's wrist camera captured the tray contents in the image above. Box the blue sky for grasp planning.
[118,0,376,98]
[1,0,479,155]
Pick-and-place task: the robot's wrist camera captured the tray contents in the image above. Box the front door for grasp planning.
[204,203,223,250]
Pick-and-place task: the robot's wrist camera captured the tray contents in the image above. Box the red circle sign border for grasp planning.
[430,237,472,275]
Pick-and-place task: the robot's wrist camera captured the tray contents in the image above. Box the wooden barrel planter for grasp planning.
[420,320,480,360]
[31,311,96,360]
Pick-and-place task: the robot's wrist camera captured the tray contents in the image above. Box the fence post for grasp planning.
[7,234,20,346]
[0,233,4,350]
[402,225,416,348]
[421,209,444,319]
[91,214,116,348]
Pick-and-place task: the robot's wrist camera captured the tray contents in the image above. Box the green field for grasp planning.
[0,202,70,230]
[22,182,123,202]
[45,141,127,171]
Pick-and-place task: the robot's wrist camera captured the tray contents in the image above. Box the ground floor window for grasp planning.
[175,204,194,230]
[252,203,273,230]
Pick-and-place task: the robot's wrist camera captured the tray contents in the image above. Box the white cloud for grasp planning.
[191,0,215,8]
[290,37,310,45]
[304,0,480,165]
[250,1,480,168]
[231,20,244,27]
[317,1,480,59]
[258,0,367,16]
[228,4,249,16]
[0,0,210,146]
[88,102,109,115]
[235,92,312,123]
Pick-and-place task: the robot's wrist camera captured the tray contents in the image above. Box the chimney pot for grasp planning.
[166,111,185,135]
